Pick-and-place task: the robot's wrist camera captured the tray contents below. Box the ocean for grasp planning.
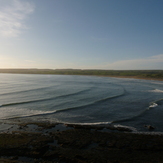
[0,73,163,132]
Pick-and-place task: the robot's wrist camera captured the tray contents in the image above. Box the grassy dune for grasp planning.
[0,69,163,80]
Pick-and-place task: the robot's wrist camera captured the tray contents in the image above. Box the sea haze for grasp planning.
[0,74,163,132]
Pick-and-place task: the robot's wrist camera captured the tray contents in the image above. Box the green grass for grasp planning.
[0,69,163,79]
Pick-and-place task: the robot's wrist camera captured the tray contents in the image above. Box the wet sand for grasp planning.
[1,122,163,163]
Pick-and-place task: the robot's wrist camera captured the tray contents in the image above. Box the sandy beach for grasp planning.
[0,122,163,163]
[99,75,163,81]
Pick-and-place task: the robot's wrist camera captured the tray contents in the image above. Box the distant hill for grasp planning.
[0,69,163,79]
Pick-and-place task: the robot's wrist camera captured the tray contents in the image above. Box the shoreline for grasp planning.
[1,122,163,162]
[0,71,163,81]
[92,75,163,81]
[0,121,161,135]
[0,73,163,162]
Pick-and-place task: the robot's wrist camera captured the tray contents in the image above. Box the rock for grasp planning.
[144,125,155,130]
[11,156,18,160]
[18,126,23,129]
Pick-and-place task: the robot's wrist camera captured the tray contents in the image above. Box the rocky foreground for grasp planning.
[0,122,163,163]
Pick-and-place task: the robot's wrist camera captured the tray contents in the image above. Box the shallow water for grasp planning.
[0,73,163,132]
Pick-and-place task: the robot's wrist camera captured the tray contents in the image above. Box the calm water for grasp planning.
[0,74,163,132]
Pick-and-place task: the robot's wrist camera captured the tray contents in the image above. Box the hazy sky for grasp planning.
[0,0,163,70]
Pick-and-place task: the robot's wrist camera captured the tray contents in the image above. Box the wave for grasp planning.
[2,91,126,120]
[65,122,137,132]
[0,88,93,107]
[95,91,125,103]
[40,91,126,114]
[148,98,163,109]
[112,110,146,124]
[70,122,112,125]
[1,110,56,120]
[150,81,163,85]
[0,85,57,96]
[113,124,137,132]
[149,103,158,108]
[149,89,163,93]
[112,98,163,124]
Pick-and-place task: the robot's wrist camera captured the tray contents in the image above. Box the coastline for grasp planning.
[0,69,163,81]
[1,71,163,81]
[0,72,163,162]
[1,122,163,162]
[94,75,163,81]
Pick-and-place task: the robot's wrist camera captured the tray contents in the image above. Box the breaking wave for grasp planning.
[149,89,163,93]
[0,88,94,107]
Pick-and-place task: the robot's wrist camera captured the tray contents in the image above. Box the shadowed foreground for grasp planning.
[0,123,163,163]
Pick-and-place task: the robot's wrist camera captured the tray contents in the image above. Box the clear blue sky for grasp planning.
[0,0,163,70]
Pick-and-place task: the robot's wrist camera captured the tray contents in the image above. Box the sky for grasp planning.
[0,0,163,70]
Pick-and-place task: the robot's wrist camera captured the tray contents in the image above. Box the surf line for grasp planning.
[148,98,163,109]
[0,88,94,108]
[2,92,126,120]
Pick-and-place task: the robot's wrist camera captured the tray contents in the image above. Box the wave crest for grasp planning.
[149,89,163,93]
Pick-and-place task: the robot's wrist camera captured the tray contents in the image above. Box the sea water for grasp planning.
[0,73,163,132]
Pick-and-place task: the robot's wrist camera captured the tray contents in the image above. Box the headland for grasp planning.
[0,68,163,81]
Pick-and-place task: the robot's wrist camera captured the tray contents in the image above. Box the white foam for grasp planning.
[0,107,55,120]
[149,103,158,108]
[150,81,163,85]
[114,124,137,132]
[66,122,112,126]
[149,89,163,93]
